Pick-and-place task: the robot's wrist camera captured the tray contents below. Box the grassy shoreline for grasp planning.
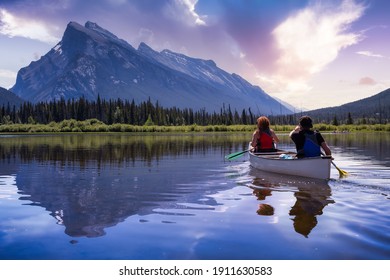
[0,119,389,133]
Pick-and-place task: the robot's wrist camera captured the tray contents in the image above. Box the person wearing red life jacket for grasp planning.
[289,115,332,158]
[251,116,279,152]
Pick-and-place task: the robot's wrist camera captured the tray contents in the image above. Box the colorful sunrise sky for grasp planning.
[0,0,389,110]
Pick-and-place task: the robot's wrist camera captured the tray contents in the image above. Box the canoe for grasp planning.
[249,150,332,180]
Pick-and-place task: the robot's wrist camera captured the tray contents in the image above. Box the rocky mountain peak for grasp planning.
[10,21,293,114]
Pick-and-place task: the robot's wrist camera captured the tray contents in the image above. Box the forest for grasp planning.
[0,96,297,126]
[1,95,384,128]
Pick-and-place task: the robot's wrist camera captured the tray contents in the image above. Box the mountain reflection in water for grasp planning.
[1,132,389,260]
[0,132,387,240]
[0,133,249,238]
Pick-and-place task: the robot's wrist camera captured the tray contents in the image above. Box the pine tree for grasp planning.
[144,114,154,126]
[347,112,353,125]
[332,115,339,126]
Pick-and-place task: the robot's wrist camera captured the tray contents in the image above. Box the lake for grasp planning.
[0,132,389,260]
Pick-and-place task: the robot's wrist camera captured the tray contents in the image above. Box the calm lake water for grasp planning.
[0,132,389,260]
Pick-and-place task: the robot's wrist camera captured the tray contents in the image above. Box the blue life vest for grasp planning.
[301,133,321,157]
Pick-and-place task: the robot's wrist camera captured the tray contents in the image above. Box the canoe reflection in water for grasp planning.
[248,168,335,237]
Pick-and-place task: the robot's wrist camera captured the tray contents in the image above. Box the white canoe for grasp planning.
[249,150,332,180]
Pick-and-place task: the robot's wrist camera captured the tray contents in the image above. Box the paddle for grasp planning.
[322,152,348,177]
[330,160,348,177]
[225,149,251,160]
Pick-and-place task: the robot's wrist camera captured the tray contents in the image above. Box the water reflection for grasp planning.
[0,133,249,168]
[1,132,388,166]
[0,133,250,238]
[289,182,334,237]
[321,132,390,166]
[249,169,335,237]
[0,132,387,240]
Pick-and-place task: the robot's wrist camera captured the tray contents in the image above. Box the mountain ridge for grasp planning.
[10,21,293,114]
[303,88,390,123]
[0,87,25,108]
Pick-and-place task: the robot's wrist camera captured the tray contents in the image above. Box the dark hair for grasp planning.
[299,115,313,129]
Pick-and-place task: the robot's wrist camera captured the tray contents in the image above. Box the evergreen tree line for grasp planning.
[0,96,298,126]
[0,96,384,126]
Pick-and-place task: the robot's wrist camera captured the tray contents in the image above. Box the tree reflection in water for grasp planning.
[0,133,250,238]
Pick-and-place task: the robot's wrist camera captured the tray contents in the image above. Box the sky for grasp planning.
[0,0,389,110]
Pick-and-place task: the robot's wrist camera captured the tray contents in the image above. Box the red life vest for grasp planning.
[256,130,275,151]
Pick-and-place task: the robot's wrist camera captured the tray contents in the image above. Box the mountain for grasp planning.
[10,21,293,114]
[0,87,25,108]
[303,88,390,123]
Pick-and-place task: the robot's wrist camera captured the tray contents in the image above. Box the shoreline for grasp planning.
[1,120,389,134]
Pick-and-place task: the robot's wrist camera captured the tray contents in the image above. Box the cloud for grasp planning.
[0,9,60,43]
[356,50,385,58]
[136,28,155,45]
[359,76,377,85]
[163,0,206,26]
[0,68,16,79]
[0,0,211,57]
[265,0,366,96]
[0,68,17,88]
[181,0,207,26]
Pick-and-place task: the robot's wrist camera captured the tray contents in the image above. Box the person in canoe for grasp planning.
[289,115,332,158]
[250,116,279,152]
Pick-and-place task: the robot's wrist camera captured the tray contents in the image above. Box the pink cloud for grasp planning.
[359,76,377,85]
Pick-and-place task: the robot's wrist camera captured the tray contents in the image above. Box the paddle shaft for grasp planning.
[331,160,348,175]
[225,149,251,160]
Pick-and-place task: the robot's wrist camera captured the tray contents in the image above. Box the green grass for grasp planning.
[0,119,389,133]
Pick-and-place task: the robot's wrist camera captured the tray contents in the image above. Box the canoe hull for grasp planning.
[249,151,332,180]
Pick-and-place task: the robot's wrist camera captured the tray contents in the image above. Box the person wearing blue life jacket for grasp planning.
[289,116,332,158]
[251,116,279,152]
